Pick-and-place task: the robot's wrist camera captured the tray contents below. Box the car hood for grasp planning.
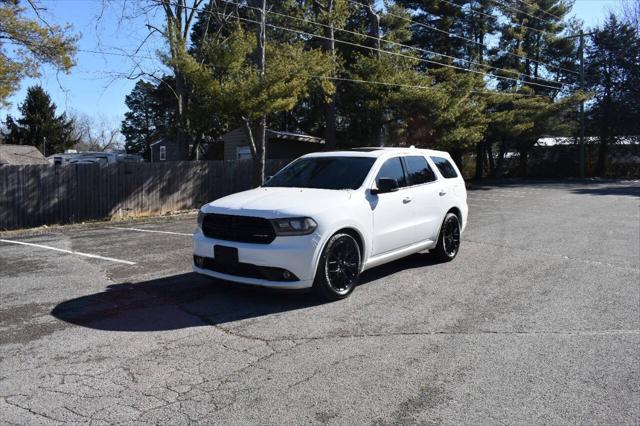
[202,187,353,218]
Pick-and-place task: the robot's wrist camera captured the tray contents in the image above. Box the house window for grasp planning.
[159,146,166,161]
[236,146,252,160]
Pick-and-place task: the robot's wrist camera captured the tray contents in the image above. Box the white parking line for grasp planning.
[107,226,192,236]
[0,239,137,265]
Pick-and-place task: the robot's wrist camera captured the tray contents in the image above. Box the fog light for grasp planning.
[282,270,292,280]
[194,255,205,268]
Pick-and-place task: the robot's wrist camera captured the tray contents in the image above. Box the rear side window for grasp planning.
[376,157,407,187]
[431,156,458,178]
[404,156,437,185]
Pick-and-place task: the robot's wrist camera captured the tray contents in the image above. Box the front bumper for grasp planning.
[192,229,321,289]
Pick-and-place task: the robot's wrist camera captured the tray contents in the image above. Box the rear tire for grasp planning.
[313,233,361,301]
[432,212,461,262]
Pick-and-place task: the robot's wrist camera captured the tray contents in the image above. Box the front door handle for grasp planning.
[403,196,412,204]
[439,190,447,196]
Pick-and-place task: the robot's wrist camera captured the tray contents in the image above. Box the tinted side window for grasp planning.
[431,156,458,178]
[376,157,406,187]
[404,156,436,185]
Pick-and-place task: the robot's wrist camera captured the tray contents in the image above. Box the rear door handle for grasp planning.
[439,190,447,196]
[403,196,412,204]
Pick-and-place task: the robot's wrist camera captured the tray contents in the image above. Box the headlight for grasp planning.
[270,217,317,236]
[197,210,205,228]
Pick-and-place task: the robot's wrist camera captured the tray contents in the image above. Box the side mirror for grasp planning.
[371,177,399,195]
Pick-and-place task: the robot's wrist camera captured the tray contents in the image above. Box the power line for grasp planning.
[189,3,565,91]
[423,0,556,37]
[512,0,562,21]
[313,75,550,98]
[4,39,553,99]
[255,3,565,86]
[4,2,567,93]
[487,0,552,24]
[36,0,579,75]
[344,0,578,75]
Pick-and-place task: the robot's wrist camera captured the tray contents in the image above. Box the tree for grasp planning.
[121,79,176,159]
[482,90,583,177]
[2,85,77,155]
[181,22,333,183]
[585,14,640,175]
[335,1,486,156]
[152,0,206,159]
[307,0,350,150]
[490,0,577,94]
[72,112,124,152]
[0,0,78,105]
[621,0,639,33]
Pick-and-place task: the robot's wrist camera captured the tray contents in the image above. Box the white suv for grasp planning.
[193,147,468,300]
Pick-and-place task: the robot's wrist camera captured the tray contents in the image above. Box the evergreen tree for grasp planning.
[2,86,77,155]
[180,21,333,179]
[585,14,640,175]
[490,0,576,94]
[121,79,177,159]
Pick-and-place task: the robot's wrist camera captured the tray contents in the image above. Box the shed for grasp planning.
[0,144,49,165]
[221,128,325,161]
[150,138,180,162]
[149,138,208,162]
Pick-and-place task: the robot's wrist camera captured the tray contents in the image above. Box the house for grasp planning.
[150,138,180,162]
[0,144,49,165]
[149,129,324,162]
[221,128,325,161]
[149,138,207,162]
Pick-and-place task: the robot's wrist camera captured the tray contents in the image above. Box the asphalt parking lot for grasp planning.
[1,179,639,424]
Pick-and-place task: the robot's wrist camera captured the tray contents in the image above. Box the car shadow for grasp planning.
[51,254,439,332]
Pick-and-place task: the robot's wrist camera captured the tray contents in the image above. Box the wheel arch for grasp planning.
[334,227,366,263]
[447,206,463,227]
[311,225,367,280]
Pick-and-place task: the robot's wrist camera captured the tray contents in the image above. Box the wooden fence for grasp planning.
[0,160,289,231]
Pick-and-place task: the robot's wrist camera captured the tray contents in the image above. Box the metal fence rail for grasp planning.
[0,160,289,231]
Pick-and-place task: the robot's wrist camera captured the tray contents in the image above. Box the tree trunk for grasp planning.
[174,71,189,159]
[494,140,506,178]
[251,0,267,185]
[365,1,384,146]
[597,134,608,176]
[487,142,496,177]
[519,148,528,177]
[475,142,484,179]
[321,1,337,150]
[451,148,463,173]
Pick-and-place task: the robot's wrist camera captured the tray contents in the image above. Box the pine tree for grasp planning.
[121,80,177,159]
[2,86,77,155]
[585,14,640,175]
[490,0,576,94]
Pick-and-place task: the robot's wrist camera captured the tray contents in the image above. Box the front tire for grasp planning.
[313,233,361,301]
[432,212,461,262]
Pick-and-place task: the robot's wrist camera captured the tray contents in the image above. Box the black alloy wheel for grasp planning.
[433,212,461,262]
[313,233,361,300]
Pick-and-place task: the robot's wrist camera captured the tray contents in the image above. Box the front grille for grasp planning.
[194,256,299,281]
[201,213,275,244]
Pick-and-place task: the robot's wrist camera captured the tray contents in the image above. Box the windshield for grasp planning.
[264,156,376,190]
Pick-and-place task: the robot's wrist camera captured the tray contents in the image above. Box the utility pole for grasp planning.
[578,30,585,178]
[256,0,267,185]
[562,30,592,178]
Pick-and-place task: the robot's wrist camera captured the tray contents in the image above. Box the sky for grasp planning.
[1,0,627,126]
